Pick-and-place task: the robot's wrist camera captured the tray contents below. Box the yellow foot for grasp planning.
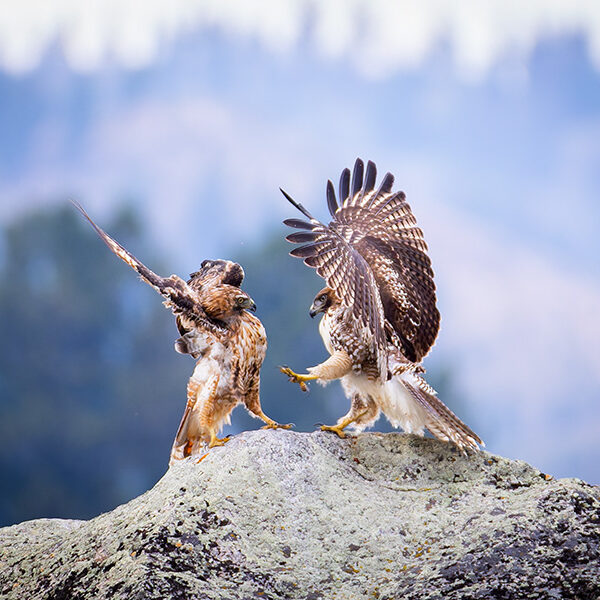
[261,421,294,430]
[279,366,316,392]
[208,435,231,448]
[320,424,348,439]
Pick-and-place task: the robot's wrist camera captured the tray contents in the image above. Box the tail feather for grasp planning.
[400,377,483,453]
[170,403,204,465]
[169,377,207,466]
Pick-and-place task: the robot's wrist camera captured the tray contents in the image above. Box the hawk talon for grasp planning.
[320,424,348,439]
[261,421,294,430]
[208,435,231,448]
[279,366,314,392]
[320,409,369,439]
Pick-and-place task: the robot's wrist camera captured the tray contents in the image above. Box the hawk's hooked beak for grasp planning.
[247,298,257,312]
[309,304,320,319]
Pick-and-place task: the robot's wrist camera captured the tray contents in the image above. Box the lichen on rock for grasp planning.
[1,430,598,599]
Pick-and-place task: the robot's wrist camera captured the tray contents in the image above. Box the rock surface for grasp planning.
[1,430,599,600]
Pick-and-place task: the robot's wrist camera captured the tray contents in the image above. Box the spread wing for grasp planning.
[281,188,387,377]
[283,158,439,363]
[72,201,222,333]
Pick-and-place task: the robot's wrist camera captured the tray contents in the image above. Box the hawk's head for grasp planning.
[309,287,339,318]
[202,284,256,320]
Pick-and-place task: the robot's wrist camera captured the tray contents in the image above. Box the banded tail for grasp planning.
[384,361,483,453]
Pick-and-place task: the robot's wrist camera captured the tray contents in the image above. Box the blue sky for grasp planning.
[1,2,599,482]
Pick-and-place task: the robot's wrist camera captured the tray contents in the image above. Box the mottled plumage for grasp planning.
[281,160,482,452]
[73,201,289,463]
[169,284,284,463]
[174,259,246,358]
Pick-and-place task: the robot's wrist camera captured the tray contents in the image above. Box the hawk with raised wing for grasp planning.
[280,159,482,452]
[73,202,290,463]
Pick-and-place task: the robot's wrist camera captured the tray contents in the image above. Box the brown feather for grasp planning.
[72,200,226,336]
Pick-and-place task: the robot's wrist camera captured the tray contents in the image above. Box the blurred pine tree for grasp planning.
[0,204,187,526]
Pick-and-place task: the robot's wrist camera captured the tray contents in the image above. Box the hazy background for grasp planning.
[1,1,599,527]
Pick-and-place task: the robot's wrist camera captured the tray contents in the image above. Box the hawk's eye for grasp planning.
[236,296,246,305]
[318,294,327,303]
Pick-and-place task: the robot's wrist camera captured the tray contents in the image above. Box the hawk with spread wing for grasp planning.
[73,202,290,463]
[280,159,482,452]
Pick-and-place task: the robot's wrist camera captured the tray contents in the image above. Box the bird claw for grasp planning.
[279,366,310,392]
[320,424,347,439]
[208,436,230,448]
[261,422,294,430]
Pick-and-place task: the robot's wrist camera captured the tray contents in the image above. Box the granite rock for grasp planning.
[1,430,599,599]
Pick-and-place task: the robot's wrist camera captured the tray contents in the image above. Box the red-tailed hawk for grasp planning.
[72,202,290,463]
[280,159,483,452]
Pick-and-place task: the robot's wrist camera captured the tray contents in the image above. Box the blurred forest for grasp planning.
[0,203,466,527]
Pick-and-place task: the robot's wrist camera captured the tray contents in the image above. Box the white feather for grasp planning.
[381,373,428,434]
[340,370,428,435]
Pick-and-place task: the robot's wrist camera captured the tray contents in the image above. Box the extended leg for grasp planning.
[280,351,352,392]
[244,386,293,430]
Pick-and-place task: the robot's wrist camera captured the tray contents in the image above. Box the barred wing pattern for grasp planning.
[283,159,440,363]
[72,201,224,335]
[282,190,388,379]
[388,349,483,452]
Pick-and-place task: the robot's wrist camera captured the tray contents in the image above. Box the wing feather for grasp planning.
[364,160,377,195]
[282,187,387,376]
[72,200,217,329]
[326,180,338,217]
[350,158,364,204]
[290,242,328,258]
[370,172,394,208]
[339,168,351,204]
[283,218,316,230]
[285,231,319,244]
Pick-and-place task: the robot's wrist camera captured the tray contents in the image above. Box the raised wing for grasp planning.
[72,201,222,333]
[283,158,439,362]
[281,187,388,378]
